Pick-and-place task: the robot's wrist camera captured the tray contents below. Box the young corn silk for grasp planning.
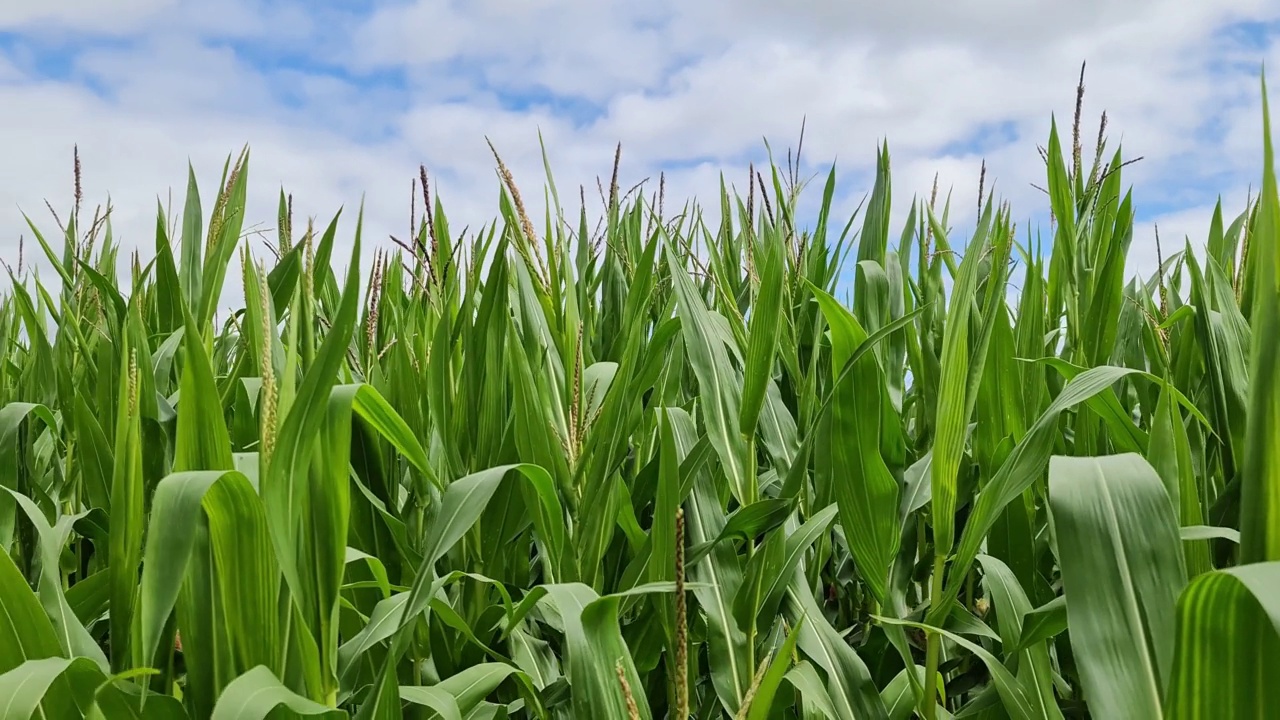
[1,74,1279,720]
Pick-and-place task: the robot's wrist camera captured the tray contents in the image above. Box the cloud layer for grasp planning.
[1,1,1277,303]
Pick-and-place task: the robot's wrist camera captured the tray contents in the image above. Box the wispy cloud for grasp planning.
[0,0,1276,301]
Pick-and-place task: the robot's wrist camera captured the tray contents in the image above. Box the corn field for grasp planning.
[0,72,1278,720]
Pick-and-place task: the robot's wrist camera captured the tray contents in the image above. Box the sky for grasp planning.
[1,0,1278,306]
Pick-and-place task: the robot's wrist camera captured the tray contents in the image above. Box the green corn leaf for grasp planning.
[744,616,805,720]
[174,291,234,472]
[785,570,887,720]
[876,616,1035,720]
[935,365,1159,622]
[0,402,58,554]
[402,663,539,718]
[808,283,900,604]
[1048,453,1186,719]
[5,489,107,670]
[210,666,348,720]
[91,680,190,719]
[1014,596,1068,654]
[1165,562,1280,718]
[1240,71,1280,563]
[0,656,109,719]
[666,242,752,505]
[734,505,837,633]
[397,687,461,720]
[0,546,62,674]
[540,584,676,720]
[108,322,145,673]
[974,555,1063,719]
[740,226,785,438]
[135,469,281,711]
[1147,379,1212,577]
[178,163,203,316]
[782,661,841,719]
[931,212,993,558]
[685,449,754,715]
[262,209,364,702]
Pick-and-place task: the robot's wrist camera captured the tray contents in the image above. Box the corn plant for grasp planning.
[0,71,1277,719]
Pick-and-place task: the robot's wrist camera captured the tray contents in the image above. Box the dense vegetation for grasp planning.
[0,73,1278,719]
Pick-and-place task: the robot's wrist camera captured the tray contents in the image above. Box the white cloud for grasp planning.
[0,0,174,34]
